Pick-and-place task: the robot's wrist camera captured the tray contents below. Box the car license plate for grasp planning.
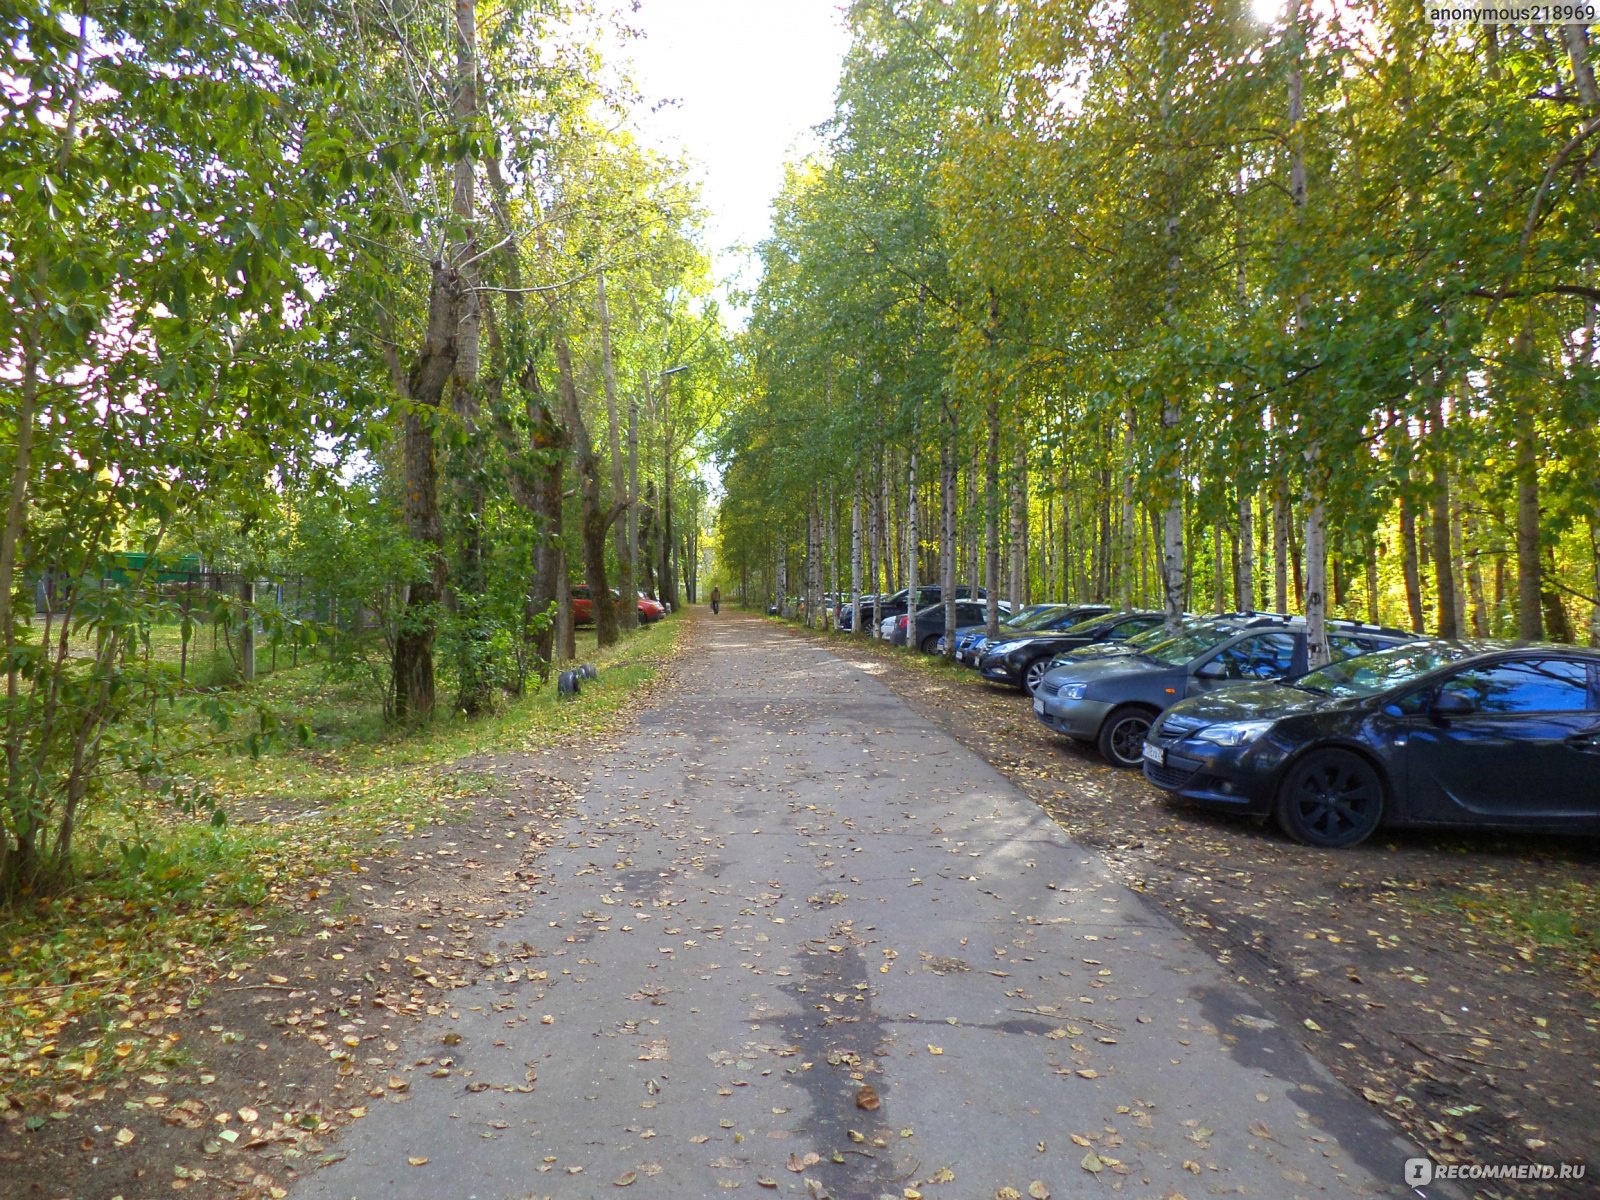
[1032,697,1045,716]
[1142,742,1165,767]
[955,651,964,662]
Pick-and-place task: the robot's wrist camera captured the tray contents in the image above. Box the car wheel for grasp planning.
[1022,657,1050,694]
[918,633,940,654]
[1097,707,1156,768]
[1274,749,1385,848]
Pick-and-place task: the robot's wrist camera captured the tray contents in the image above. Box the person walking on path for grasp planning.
[709,586,721,615]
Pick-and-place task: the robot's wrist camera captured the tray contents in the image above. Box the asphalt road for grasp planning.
[291,612,1433,1200]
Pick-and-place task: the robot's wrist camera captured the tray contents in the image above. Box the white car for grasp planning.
[878,615,897,640]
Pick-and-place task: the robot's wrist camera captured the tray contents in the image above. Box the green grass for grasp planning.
[0,617,684,1100]
[1434,879,1600,972]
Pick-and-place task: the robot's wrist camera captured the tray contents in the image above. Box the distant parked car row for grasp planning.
[842,596,1600,848]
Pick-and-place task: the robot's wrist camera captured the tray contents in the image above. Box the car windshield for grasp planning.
[1138,622,1252,667]
[1002,605,1071,631]
[1126,621,1188,649]
[1050,611,1118,636]
[1293,642,1469,698]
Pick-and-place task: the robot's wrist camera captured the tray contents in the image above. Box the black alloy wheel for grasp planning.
[1274,749,1385,848]
[1097,707,1155,768]
[918,633,940,654]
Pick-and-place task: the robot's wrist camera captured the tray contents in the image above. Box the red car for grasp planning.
[571,585,665,626]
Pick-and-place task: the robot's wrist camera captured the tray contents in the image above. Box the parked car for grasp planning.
[938,602,1064,657]
[574,585,663,626]
[1033,615,1419,767]
[868,585,985,637]
[1044,616,1206,670]
[1141,640,1600,848]
[951,603,1111,664]
[837,593,889,631]
[894,598,1012,652]
[978,609,1165,693]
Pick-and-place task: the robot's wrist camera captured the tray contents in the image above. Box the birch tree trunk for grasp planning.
[985,399,1001,635]
[906,429,919,647]
[597,271,636,631]
[1428,392,1458,638]
[1272,475,1289,613]
[869,462,882,636]
[776,541,788,619]
[1237,488,1255,611]
[851,474,863,635]
[1010,440,1028,610]
[1119,407,1137,610]
[942,403,958,655]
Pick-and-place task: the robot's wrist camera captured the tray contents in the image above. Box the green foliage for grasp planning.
[718,0,1600,642]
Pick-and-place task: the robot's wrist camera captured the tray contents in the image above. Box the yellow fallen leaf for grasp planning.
[1081,1151,1104,1174]
[614,1171,637,1187]
[1029,1182,1051,1199]
[114,1128,135,1146]
[407,1156,429,1166]
[1075,1068,1098,1079]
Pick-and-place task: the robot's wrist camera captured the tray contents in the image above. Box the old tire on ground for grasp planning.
[1274,749,1385,848]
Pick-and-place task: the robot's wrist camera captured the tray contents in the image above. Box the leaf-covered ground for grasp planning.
[797,621,1598,1199]
[0,619,684,1200]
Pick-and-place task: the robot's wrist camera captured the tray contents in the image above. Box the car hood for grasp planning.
[1162,680,1359,724]
[1042,655,1168,687]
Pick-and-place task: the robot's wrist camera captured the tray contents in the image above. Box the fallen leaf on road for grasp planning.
[855,1085,880,1111]
[1028,1182,1051,1199]
[408,1156,428,1166]
[1081,1152,1104,1174]
[614,1171,637,1187]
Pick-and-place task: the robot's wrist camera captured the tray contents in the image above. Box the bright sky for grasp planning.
[620,0,851,311]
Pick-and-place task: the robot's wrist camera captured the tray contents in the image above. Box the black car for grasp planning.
[978,609,1161,693]
[858,585,984,635]
[1141,641,1600,848]
[1044,616,1207,671]
[895,598,1010,652]
[1035,615,1418,767]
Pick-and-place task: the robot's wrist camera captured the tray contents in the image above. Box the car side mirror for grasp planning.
[1430,691,1475,719]
[1195,660,1227,681]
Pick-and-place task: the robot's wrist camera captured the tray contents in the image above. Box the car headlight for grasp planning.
[1193,719,1275,747]
[990,640,1024,656]
[1058,682,1087,701]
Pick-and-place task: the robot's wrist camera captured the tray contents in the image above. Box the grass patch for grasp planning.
[0,617,683,1102]
[1429,879,1600,976]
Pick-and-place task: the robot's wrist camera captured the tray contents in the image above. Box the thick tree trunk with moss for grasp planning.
[556,331,620,648]
[393,263,464,723]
